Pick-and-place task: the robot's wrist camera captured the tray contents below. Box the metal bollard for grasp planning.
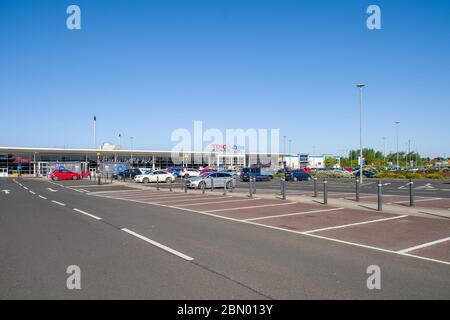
[180,177,184,190]
[156,176,160,191]
[248,176,253,198]
[252,176,256,194]
[323,180,328,205]
[356,178,360,202]
[281,177,286,200]
[97,175,101,185]
[184,180,187,193]
[210,177,214,191]
[409,179,415,207]
[313,177,318,198]
[202,181,206,194]
[223,180,227,196]
[377,180,382,211]
[169,178,173,192]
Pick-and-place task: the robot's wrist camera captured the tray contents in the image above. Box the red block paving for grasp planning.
[408,240,450,263]
[258,209,395,233]
[116,193,205,200]
[180,198,289,212]
[209,202,334,220]
[315,216,450,252]
[159,196,254,205]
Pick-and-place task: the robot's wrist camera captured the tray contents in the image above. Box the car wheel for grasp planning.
[165,177,171,183]
[143,178,149,183]
[199,181,206,190]
[72,176,78,180]
[294,177,298,182]
[53,177,59,181]
[184,174,189,178]
[226,181,232,189]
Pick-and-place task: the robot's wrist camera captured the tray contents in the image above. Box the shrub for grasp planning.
[404,172,423,179]
[426,173,445,179]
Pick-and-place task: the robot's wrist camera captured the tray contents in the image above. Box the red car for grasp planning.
[50,169,82,181]
[199,168,217,176]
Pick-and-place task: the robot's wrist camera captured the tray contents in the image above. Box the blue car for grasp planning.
[291,169,312,181]
[355,170,375,178]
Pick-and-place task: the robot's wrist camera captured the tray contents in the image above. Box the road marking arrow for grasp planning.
[47,188,58,192]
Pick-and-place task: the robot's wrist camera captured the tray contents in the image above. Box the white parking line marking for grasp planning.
[73,208,102,220]
[205,202,297,213]
[121,228,193,261]
[389,198,442,205]
[118,194,203,201]
[29,191,36,194]
[245,207,345,221]
[303,215,408,234]
[397,237,450,254]
[180,198,257,207]
[51,200,66,206]
[23,187,28,190]
[38,195,47,199]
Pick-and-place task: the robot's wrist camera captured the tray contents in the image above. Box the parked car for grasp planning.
[185,172,236,189]
[291,169,312,181]
[181,168,201,178]
[220,169,241,177]
[354,170,376,178]
[277,168,293,181]
[167,167,185,177]
[135,170,175,183]
[199,168,217,176]
[113,168,145,180]
[240,168,273,182]
[50,169,82,181]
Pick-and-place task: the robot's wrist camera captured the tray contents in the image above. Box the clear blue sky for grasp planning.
[1,0,449,157]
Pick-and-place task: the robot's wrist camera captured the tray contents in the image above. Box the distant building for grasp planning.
[101,143,122,151]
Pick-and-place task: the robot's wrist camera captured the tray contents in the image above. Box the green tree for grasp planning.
[324,157,339,168]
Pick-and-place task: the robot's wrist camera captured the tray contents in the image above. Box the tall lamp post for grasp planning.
[395,122,400,168]
[130,137,134,167]
[357,84,365,184]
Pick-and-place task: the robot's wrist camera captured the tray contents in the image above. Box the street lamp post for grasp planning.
[357,84,365,184]
[130,137,134,167]
[395,122,400,168]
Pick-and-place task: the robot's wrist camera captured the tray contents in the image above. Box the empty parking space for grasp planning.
[207,202,334,220]
[406,239,450,262]
[182,198,286,212]
[314,216,450,253]
[257,209,398,233]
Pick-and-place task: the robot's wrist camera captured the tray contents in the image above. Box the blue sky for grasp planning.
[0,0,449,157]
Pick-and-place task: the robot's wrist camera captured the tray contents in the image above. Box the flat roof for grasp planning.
[0,146,288,156]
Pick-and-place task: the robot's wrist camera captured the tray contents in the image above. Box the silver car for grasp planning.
[186,172,236,189]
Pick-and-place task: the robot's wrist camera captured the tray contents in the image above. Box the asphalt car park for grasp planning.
[90,186,450,264]
[3,177,450,299]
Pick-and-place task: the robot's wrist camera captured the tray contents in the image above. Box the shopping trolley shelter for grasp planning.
[1,177,450,299]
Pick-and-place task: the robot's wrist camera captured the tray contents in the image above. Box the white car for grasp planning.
[135,170,175,183]
[181,168,201,178]
[185,172,236,189]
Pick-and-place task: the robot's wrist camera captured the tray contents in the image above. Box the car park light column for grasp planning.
[357,84,365,185]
